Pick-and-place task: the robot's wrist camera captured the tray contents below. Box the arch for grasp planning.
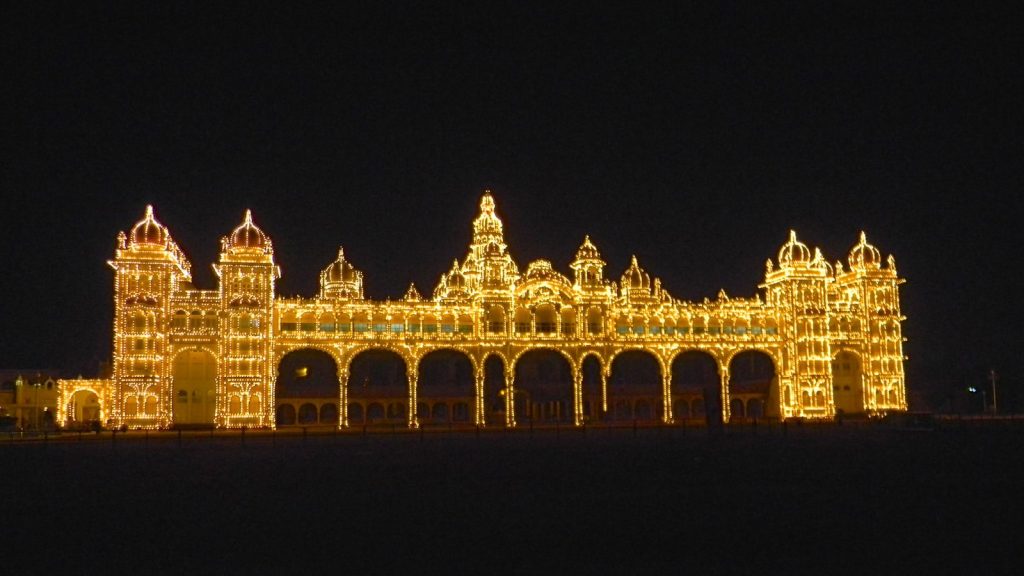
[832,350,864,415]
[535,304,557,334]
[276,348,341,427]
[608,350,662,422]
[418,349,474,424]
[319,403,338,423]
[586,307,603,335]
[347,402,364,424]
[513,349,574,424]
[348,348,409,424]
[514,308,532,335]
[65,388,103,427]
[671,350,721,425]
[727,349,779,420]
[486,305,506,334]
[580,354,603,422]
[560,307,576,336]
[483,353,507,426]
[276,404,296,425]
[171,348,217,426]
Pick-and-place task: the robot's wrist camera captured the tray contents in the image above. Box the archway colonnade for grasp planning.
[271,344,781,429]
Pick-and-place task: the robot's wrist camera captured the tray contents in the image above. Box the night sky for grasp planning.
[2,2,1020,408]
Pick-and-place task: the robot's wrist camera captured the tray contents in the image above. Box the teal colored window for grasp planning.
[319,323,335,332]
[708,327,720,335]
[766,327,778,335]
[354,323,368,333]
[409,324,421,333]
[423,324,437,334]
[373,323,387,333]
[650,326,662,335]
[751,327,762,335]
[337,323,351,333]
[616,325,629,335]
[735,326,746,335]
[632,325,645,335]
[391,324,404,333]
[441,324,454,334]
[458,324,472,334]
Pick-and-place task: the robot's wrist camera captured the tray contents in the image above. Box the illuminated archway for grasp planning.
[348,349,408,424]
[513,349,573,424]
[171,349,217,426]
[66,389,102,427]
[671,351,720,425]
[728,350,777,420]
[580,354,603,422]
[832,351,864,415]
[608,350,662,422]
[276,348,340,427]
[418,350,474,424]
[483,354,507,426]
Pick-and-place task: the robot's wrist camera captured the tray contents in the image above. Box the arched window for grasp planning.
[560,307,575,336]
[587,307,603,335]
[535,304,556,334]
[514,308,531,335]
[487,305,505,334]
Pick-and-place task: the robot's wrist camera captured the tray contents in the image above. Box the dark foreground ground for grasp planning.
[3,424,1023,574]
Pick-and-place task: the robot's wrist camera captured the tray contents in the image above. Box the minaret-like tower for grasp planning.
[833,232,907,413]
[214,210,279,428]
[109,206,192,428]
[462,191,519,336]
[762,231,833,418]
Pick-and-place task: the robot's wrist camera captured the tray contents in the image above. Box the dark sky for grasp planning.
[2,2,1020,406]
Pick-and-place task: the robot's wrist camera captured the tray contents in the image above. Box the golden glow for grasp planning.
[66,193,907,430]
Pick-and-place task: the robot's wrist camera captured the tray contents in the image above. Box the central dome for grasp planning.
[229,210,268,250]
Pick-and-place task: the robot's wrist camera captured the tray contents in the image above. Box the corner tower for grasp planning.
[214,210,279,428]
[109,206,193,428]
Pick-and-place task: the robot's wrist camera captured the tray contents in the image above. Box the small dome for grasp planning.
[848,232,882,270]
[621,255,651,290]
[447,260,467,290]
[130,205,168,247]
[228,210,269,250]
[323,247,358,283]
[778,230,812,268]
[574,235,602,262]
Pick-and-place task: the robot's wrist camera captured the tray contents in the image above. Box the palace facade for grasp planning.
[58,192,907,429]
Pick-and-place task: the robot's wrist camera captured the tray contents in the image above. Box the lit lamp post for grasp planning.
[968,386,987,414]
[33,381,41,429]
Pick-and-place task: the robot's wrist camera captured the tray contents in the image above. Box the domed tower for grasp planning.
[464,191,519,292]
[109,206,193,429]
[570,236,607,290]
[620,255,653,302]
[762,230,834,419]
[833,231,906,414]
[214,210,279,428]
[319,247,364,300]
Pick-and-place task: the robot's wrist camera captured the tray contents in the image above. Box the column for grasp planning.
[407,371,419,429]
[573,367,583,427]
[475,369,486,426]
[662,372,673,424]
[505,375,515,427]
[720,367,731,423]
[338,368,349,428]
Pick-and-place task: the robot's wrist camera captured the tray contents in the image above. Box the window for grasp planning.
[391,323,404,333]
[373,323,387,333]
[354,323,368,333]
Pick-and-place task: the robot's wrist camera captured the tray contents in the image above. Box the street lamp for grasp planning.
[968,386,987,414]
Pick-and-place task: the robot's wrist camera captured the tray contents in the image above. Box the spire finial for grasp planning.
[859,230,868,243]
[243,209,253,224]
[145,205,154,219]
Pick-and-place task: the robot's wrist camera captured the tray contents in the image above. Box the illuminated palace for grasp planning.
[58,192,907,430]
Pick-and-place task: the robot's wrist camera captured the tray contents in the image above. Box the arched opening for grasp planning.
[513,350,573,424]
[486,305,505,335]
[276,348,340,427]
[418,350,474,424]
[276,404,296,425]
[171,349,217,426]
[833,351,864,415]
[608,351,662,422]
[483,355,506,426]
[348,349,408,425]
[586,307,603,336]
[319,403,338,423]
[514,308,532,335]
[298,403,318,424]
[535,304,557,334]
[671,351,721,425]
[66,389,102,428]
[580,355,602,422]
[728,350,778,420]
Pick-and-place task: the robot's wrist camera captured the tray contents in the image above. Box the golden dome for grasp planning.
[848,231,882,270]
[323,247,359,283]
[129,205,168,247]
[621,255,651,290]
[777,230,811,268]
[228,210,269,251]
[446,260,468,291]
[574,235,603,262]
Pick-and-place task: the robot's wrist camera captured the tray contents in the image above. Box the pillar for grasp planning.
[475,369,486,426]
[662,372,673,424]
[407,371,419,429]
[720,367,731,423]
[573,367,583,427]
[338,368,349,428]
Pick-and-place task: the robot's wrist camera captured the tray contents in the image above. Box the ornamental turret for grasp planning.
[319,247,364,300]
[570,235,607,291]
